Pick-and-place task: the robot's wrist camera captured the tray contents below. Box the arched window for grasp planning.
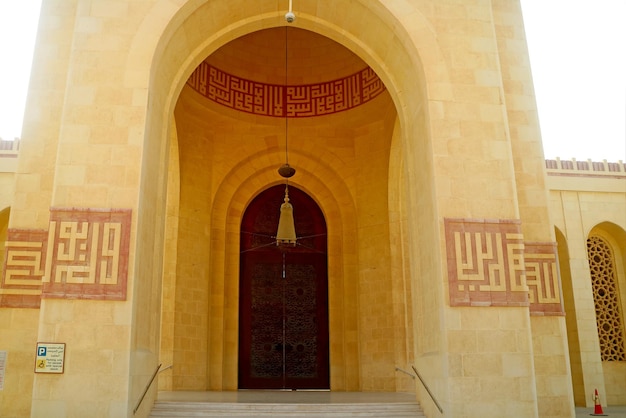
[587,235,626,361]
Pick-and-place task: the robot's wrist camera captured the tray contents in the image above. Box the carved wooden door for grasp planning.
[239,185,329,390]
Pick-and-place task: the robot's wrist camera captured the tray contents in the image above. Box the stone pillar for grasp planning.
[491,0,576,415]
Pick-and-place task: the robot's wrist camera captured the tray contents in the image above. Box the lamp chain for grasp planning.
[277,2,296,181]
[284,25,289,168]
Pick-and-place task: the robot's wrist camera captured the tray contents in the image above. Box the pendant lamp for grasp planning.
[276,4,297,246]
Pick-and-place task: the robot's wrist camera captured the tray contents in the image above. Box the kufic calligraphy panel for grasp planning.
[0,208,132,307]
[187,62,386,118]
[445,218,528,307]
[445,218,564,315]
[42,208,131,300]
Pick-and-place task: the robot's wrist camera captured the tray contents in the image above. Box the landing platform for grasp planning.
[156,391,417,404]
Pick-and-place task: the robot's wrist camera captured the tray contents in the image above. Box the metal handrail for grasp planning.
[159,364,173,373]
[133,363,170,415]
[412,365,443,414]
[395,366,416,380]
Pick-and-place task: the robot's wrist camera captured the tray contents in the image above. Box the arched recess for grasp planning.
[129,0,447,403]
[201,140,361,391]
[587,222,626,405]
[556,226,584,405]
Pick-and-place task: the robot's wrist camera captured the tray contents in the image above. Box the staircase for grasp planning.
[149,392,425,417]
[149,401,424,417]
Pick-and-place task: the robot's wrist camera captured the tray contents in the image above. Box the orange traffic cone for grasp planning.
[591,389,607,416]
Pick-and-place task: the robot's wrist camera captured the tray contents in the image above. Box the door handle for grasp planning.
[275,343,293,352]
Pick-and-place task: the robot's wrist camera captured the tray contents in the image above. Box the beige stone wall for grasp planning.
[0,309,39,417]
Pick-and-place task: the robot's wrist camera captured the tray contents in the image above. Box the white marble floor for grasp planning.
[156,391,417,404]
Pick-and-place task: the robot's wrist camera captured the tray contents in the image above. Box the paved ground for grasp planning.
[576,406,626,418]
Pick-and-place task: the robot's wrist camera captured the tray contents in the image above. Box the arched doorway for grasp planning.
[238,185,329,389]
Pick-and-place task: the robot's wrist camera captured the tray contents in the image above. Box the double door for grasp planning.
[238,250,329,389]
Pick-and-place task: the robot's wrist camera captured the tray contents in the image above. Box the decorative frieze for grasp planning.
[187,62,386,118]
[444,218,564,315]
[0,208,131,308]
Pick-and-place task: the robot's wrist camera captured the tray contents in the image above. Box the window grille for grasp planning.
[587,235,626,361]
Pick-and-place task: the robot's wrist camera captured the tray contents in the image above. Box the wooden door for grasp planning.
[238,185,329,390]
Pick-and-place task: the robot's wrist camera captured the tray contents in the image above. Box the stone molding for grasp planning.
[545,158,626,178]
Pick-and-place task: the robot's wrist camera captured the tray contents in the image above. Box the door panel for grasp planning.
[283,252,328,388]
[239,253,284,388]
[239,251,329,389]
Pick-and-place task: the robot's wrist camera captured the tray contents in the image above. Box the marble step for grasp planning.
[149,401,425,417]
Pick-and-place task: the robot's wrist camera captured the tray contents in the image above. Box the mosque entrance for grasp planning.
[238,185,330,390]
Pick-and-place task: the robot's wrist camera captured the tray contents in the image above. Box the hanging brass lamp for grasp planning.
[276,5,297,246]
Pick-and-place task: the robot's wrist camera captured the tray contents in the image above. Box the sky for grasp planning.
[0,1,624,161]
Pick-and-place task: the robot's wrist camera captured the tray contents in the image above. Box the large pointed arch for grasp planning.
[128,0,447,406]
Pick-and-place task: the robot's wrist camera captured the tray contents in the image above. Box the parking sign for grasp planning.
[35,343,65,374]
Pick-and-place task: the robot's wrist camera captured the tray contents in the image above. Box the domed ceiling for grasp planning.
[186,27,386,118]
